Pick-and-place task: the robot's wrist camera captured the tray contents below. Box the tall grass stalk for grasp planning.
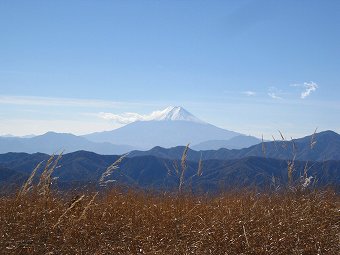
[37,152,63,196]
[178,144,190,193]
[17,160,44,197]
[99,153,128,186]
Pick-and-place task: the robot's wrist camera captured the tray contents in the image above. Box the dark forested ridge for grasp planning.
[129,130,340,162]
[1,150,339,191]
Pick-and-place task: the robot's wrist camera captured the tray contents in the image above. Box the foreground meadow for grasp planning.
[0,188,339,255]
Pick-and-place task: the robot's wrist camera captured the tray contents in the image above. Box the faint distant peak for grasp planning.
[154,106,205,123]
[0,134,15,138]
[0,134,36,138]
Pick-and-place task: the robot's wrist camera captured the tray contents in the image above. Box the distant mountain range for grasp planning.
[1,130,339,191]
[0,132,135,155]
[1,151,339,192]
[1,106,339,192]
[0,134,36,138]
[0,106,261,153]
[129,130,340,162]
[192,135,262,150]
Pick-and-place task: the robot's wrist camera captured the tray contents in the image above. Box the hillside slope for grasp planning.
[1,151,338,191]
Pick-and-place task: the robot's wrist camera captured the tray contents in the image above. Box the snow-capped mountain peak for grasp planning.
[153,106,204,123]
[99,106,204,124]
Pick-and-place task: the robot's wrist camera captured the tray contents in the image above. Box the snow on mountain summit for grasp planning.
[153,106,204,123]
[99,106,204,124]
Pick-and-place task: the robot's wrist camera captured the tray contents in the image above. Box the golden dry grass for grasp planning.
[0,189,339,254]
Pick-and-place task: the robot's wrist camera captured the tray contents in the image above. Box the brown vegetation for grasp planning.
[0,188,339,254]
[1,138,339,254]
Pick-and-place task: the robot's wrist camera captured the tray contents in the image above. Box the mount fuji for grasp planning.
[84,106,258,149]
[0,106,260,154]
[146,106,205,123]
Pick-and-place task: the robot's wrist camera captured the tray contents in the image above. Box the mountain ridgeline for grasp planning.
[0,106,262,154]
[0,106,339,191]
[129,130,340,162]
[0,150,339,192]
[0,132,135,155]
[0,131,340,191]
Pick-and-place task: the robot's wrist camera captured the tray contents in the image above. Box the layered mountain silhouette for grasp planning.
[0,151,339,191]
[129,131,340,162]
[1,106,339,191]
[1,130,339,191]
[192,135,261,150]
[0,106,260,153]
[0,132,135,155]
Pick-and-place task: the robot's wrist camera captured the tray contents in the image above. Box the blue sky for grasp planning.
[0,0,339,138]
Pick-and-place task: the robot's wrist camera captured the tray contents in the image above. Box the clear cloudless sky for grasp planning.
[0,0,339,138]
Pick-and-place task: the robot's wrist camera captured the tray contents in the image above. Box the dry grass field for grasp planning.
[0,188,339,255]
[0,149,339,254]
